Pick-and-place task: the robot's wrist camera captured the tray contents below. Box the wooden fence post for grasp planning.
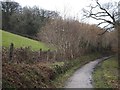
[47,49,50,61]
[39,48,42,60]
[39,48,42,56]
[9,43,14,61]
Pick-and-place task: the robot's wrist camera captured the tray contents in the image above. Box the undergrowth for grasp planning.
[3,52,101,88]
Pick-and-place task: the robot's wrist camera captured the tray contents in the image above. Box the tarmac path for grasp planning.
[64,56,111,88]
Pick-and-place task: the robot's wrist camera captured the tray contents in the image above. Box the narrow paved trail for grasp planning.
[64,56,111,88]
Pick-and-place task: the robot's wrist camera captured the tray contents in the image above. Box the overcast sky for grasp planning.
[4,0,119,24]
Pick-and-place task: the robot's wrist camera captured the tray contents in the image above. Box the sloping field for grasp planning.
[1,30,49,51]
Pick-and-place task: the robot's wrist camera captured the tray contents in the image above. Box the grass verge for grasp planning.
[92,56,118,88]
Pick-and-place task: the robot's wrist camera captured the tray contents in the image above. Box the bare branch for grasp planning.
[96,0,116,23]
[98,26,114,35]
[102,23,111,29]
[82,0,118,35]
[90,15,114,25]
[97,22,107,26]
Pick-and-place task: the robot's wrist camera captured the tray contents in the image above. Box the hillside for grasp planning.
[1,30,49,51]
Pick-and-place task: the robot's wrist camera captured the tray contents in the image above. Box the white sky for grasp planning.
[3,0,119,24]
[13,0,93,18]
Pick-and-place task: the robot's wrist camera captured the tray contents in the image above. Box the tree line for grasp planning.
[1,1,60,39]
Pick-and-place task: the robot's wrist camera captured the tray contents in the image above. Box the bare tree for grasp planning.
[82,0,119,35]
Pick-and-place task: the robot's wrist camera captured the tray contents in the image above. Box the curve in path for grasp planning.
[64,56,111,88]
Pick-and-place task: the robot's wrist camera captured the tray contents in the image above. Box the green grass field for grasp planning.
[1,30,49,51]
[93,56,118,88]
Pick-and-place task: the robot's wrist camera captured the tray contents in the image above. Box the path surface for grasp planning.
[64,56,111,88]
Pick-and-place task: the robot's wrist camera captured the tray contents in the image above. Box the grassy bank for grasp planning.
[3,52,101,88]
[1,30,49,51]
[93,56,118,88]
